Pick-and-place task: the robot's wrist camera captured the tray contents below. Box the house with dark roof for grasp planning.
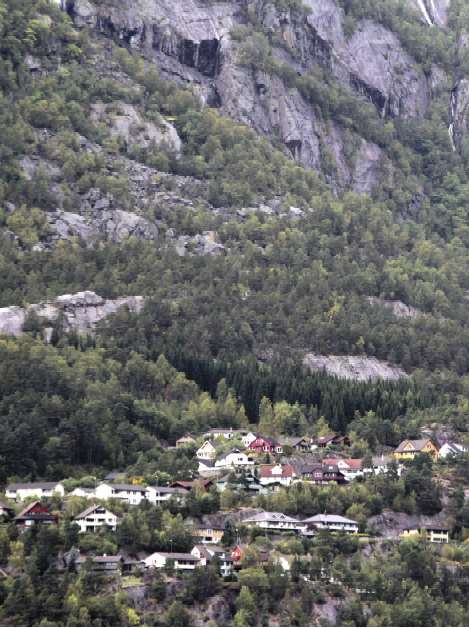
[315,434,351,448]
[170,479,214,492]
[6,482,65,501]
[323,458,364,481]
[300,463,347,485]
[278,437,311,452]
[145,485,187,505]
[191,544,233,576]
[74,505,118,533]
[15,501,57,527]
[94,482,148,505]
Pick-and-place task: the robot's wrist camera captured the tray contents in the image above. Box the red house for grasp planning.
[249,436,283,455]
[15,501,57,527]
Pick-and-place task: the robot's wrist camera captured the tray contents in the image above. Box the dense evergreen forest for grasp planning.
[1,0,469,625]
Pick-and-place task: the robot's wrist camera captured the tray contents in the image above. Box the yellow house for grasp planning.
[400,526,449,544]
[393,438,439,461]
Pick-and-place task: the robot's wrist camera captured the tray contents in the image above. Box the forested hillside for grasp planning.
[1,0,469,625]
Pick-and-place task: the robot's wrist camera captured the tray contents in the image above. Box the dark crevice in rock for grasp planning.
[350,73,389,117]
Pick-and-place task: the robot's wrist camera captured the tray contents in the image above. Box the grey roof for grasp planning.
[75,504,116,520]
[156,552,200,560]
[395,438,432,453]
[107,483,147,492]
[303,514,358,525]
[148,485,186,494]
[243,511,300,524]
[7,482,62,490]
[76,554,122,564]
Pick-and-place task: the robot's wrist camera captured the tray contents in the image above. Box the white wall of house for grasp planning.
[196,441,217,460]
[75,508,118,533]
[6,483,65,501]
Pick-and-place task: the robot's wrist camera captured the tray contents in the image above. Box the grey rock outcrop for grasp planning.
[303,353,408,381]
[367,297,421,320]
[47,208,158,245]
[0,291,144,337]
[90,102,181,154]
[63,0,446,194]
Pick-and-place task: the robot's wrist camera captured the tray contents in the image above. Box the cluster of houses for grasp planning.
[2,428,464,577]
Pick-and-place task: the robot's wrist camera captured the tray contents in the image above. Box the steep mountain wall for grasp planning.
[61,0,459,193]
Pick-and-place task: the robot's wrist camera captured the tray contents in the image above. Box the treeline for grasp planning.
[167,351,430,431]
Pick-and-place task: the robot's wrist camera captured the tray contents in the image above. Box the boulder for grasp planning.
[303,353,408,381]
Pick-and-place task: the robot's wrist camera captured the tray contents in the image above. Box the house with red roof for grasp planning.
[249,436,283,455]
[322,458,363,481]
[15,501,57,527]
[258,463,296,487]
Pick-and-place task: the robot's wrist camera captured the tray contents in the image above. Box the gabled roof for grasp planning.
[259,464,295,478]
[303,514,358,525]
[150,552,199,561]
[278,436,309,447]
[75,504,116,520]
[171,479,213,490]
[7,481,62,490]
[323,458,362,470]
[147,485,186,494]
[243,511,300,524]
[395,438,433,453]
[105,483,147,492]
[15,501,55,521]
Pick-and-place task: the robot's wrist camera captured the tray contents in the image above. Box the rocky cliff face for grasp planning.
[61,0,460,193]
[0,291,144,337]
[303,353,408,381]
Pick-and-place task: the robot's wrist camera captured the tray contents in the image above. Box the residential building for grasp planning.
[191,544,233,577]
[400,526,449,544]
[74,505,118,533]
[300,463,347,485]
[75,554,124,574]
[197,458,217,476]
[439,442,467,459]
[258,463,296,487]
[214,449,254,470]
[170,479,214,492]
[5,482,65,501]
[323,458,363,481]
[394,438,439,461]
[242,511,304,532]
[249,436,283,455]
[70,487,96,498]
[196,441,217,460]
[144,552,200,571]
[15,501,57,527]
[302,514,359,534]
[146,485,186,505]
[175,434,196,448]
[94,483,148,505]
[192,525,225,544]
[278,437,311,452]
[316,434,351,448]
[231,544,269,568]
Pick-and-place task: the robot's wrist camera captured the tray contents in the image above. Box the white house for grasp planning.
[94,483,148,505]
[439,442,467,458]
[71,487,96,498]
[241,432,257,447]
[146,485,186,505]
[144,552,200,571]
[258,463,296,487]
[242,511,304,532]
[74,504,118,533]
[190,544,233,577]
[5,482,65,501]
[302,514,358,534]
[214,449,254,470]
[196,441,217,460]
[323,458,364,481]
